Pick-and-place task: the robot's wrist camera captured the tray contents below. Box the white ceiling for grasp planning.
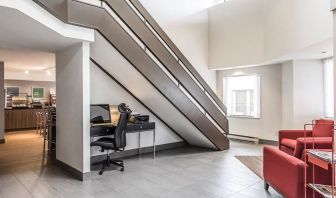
[0,4,93,81]
[0,48,55,72]
[0,7,82,52]
[139,0,225,24]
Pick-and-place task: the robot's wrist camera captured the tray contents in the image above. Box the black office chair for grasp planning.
[91,103,131,175]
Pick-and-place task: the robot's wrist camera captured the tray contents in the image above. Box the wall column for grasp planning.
[0,62,4,144]
[56,42,90,180]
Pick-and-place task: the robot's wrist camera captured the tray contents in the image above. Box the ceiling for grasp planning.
[0,4,92,81]
[0,6,85,52]
[139,0,225,24]
[0,48,55,72]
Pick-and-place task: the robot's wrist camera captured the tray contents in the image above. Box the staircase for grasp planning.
[34,0,230,150]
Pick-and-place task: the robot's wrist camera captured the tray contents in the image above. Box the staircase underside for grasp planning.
[33,0,230,150]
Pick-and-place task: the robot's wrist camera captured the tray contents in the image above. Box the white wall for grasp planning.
[281,61,294,129]
[281,60,324,129]
[139,0,217,91]
[218,65,282,141]
[332,0,336,11]
[209,0,333,69]
[209,0,265,68]
[263,0,333,61]
[217,59,325,141]
[292,60,324,128]
[90,64,183,156]
[56,42,90,173]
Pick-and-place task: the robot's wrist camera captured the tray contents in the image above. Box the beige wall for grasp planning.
[4,80,55,102]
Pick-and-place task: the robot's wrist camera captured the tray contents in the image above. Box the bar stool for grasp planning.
[41,111,49,137]
[36,112,43,134]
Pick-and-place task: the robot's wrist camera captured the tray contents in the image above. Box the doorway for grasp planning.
[0,48,56,172]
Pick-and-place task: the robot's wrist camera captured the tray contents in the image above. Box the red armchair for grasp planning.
[264,146,306,198]
[279,119,334,158]
[264,146,331,198]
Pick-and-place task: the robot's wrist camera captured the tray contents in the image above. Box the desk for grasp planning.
[90,122,156,158]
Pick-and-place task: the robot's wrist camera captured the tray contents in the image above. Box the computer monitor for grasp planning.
[90,104,111,124]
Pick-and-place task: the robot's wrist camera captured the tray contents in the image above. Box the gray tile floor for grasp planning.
[0,141,282,198]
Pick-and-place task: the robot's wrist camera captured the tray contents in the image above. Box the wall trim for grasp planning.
[91,141,187,164]
[55,159,90,181]
[259,139,278,146]
[0,138,5,144]
[56,141,186,181]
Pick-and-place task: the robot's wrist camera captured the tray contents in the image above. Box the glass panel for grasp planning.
[32,87,45,99]
[6,87,19,96]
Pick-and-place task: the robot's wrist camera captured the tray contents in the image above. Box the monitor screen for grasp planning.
[90,104,111,124]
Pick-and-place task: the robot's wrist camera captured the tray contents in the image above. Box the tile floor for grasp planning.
[0,131,282,198]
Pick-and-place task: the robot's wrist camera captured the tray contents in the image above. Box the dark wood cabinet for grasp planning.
[5,109,43,131]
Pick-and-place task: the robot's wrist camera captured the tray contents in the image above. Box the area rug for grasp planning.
[235,156,263,179]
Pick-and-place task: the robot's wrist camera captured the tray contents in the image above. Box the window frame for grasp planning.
[32,87,45,99]
[223,74,261,119]
[6,86,20,97]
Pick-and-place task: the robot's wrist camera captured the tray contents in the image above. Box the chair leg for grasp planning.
[264,181,269,191]
[99,162,107,175]
[110,160,124,171]
[95,150,125,175]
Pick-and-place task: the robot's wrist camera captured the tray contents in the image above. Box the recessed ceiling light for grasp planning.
[46,70,52,76]
[24,70,29,74]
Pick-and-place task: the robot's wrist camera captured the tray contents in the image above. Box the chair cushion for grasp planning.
[294,137,333,159]
[280,145,295,156]
[90,137,115,150]
[312,119,334,137]
[281,138,297,149]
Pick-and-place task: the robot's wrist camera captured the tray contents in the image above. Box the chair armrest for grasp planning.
[263,146,306,198]
[279,130,312,148]
[295,137,333,159]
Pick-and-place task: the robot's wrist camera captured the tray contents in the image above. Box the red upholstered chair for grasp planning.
[264,146,331,198]
[279,119,334,158]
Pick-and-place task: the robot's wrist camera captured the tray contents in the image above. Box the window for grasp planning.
[6,86,20,96]
[323,58,334,118]
[223,74,260,118]
[32,87,45,99]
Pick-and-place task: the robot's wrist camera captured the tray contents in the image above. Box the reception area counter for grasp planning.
[5,108,42,131]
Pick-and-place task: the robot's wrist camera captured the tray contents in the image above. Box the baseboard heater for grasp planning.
[228,134,259,144]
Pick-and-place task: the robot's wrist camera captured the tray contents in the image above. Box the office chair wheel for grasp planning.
[120,167,124,172]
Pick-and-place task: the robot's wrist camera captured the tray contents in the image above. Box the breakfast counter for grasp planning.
[5,108,43,131]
